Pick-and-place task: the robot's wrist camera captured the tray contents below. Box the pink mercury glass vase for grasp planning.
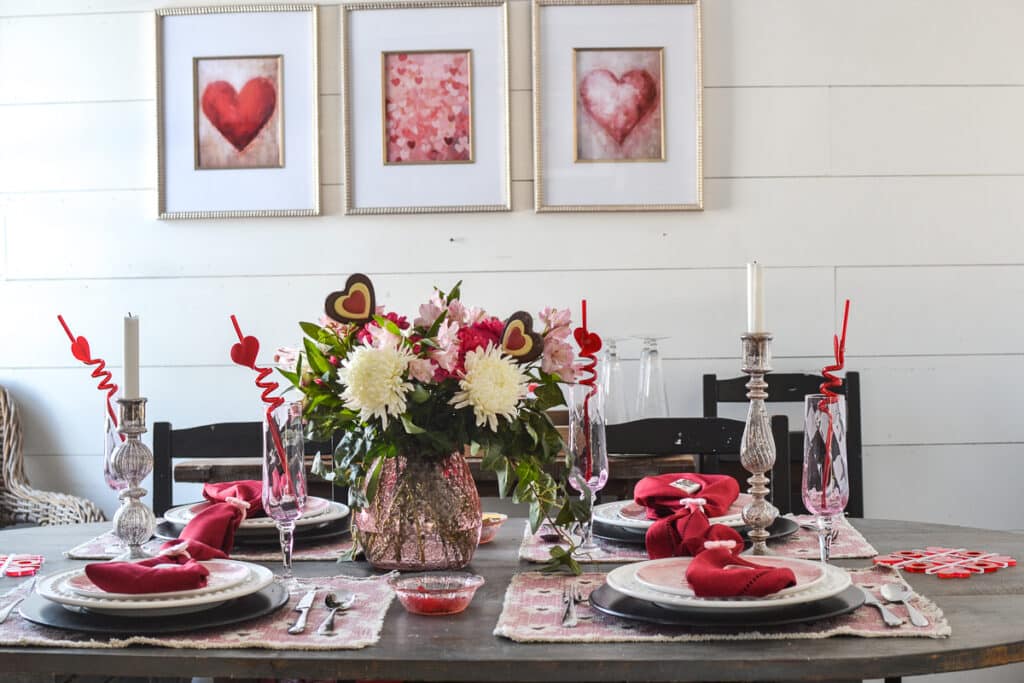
[354,451,482,571]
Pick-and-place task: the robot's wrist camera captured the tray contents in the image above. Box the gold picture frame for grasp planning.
[533,0,703,212]
[342,0,512,215]
[156,4,320,219]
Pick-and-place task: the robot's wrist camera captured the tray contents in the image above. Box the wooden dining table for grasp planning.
[1,518,1023,682]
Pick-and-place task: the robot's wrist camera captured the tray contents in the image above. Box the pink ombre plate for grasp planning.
[600,494,753,530]
[633,555,827,600]
[65,559,251,600]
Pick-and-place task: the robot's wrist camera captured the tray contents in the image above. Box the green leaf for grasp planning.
[365,457,384,503]
[524,422,539,448]
[446,280,462,304]
[303,338,330,375]
[469,441,481,456]
[496,459,512,498]
[425,310,448,338]
[276,368,300,385]
[528,500,544,532]
[373,314,403,338]
[410,384,430,404]
[532,383,566,411]
[299,321,322,340]
[400,414,426,434]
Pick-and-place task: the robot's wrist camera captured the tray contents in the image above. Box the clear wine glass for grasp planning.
[567,381,608,551]
[599,338,630,425]
[262,400,307,589]
[801,393,849,563]
[634,336,669,418]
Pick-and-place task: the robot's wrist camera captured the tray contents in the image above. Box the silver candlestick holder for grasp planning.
[109,398,156,560]
[739,333,778,555]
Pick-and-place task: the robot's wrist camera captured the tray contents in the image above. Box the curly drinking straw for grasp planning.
[573,300,601,481]
[229,315,288,470]
[57,315,122,434]
[818,299,851,508]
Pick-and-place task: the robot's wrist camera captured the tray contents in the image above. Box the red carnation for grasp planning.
[453,317,505,374]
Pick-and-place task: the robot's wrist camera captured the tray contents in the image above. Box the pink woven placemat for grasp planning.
[65,529,352,562]
[518,515,877,564]
[0,574,393,650]
[494,566,949,642]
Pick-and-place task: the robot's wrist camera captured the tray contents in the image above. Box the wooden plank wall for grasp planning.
[2,1,1023,536]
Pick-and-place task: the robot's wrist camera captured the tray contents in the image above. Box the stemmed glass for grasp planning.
[262,400,307,589]
[634,336,669,418]
[567,382,608,551]
[599,338,630,425]
[102,408,126,492]
[801,394,849,563]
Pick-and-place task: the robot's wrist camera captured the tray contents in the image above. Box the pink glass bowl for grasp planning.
[389,573,485,615]
[478,512,508,544]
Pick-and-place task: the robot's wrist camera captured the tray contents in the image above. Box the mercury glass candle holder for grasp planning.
[739,333,778,555]
[109,398,156,560]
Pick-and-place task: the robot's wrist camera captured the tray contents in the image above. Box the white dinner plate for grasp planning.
[605,557,851,611]
[164,499,349,536]
[593,495,752,531]
[632,555,827,599]
[65,558,251,601]
[164,495,332,528]
[38,562,274,617]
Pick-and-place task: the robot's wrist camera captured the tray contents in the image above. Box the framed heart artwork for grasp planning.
[533,0,703,212]
[155,5,320,219]
[342,0,512,214]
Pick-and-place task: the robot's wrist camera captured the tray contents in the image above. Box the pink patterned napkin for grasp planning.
[0,574,392,650]
[65,529,352,562]
[494,566,949,643]
[518,515,877,564]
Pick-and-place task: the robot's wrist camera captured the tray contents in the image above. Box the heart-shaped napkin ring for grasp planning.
[159,542,193,560]
[225,496,252,521]
[703,539,738,551]
[501,311,543,363]
[325,273,376,324]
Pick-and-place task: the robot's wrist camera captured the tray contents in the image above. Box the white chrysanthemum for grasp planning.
[338,345,414,427]
[451,344,528,431]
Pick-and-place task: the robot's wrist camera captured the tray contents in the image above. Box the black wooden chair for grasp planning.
[604,416,793,514]
[152,421,334,517]
[702,371,863,517]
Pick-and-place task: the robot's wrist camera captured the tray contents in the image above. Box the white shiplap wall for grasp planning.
[1,2,1023,679]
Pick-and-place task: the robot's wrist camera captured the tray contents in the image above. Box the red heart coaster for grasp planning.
[325,273,376,325]
[70,336,92,362]
[230,335,260,369]
[201,78,277,152]
[501,312,543,363]
[574,327,602,355]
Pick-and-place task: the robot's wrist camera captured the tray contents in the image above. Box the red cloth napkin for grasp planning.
[162,499,248,556]
[635,473,743,559]
[684,546,797,598]
[85,553,210,594]
[203,480,264,516]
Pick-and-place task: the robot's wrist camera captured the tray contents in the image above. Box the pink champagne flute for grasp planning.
[262,401,307,589]
[801,394,849,563]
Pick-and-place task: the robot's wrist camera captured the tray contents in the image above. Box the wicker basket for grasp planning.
[0,386,105,526]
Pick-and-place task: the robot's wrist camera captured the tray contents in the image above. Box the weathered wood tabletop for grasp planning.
[0,519,1022,681]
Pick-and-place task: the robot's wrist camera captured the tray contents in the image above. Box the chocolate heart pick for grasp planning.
[325,274,376,324]
[501,311,543,363]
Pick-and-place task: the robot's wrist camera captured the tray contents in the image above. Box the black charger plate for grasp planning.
[593,516,800,548]
[155,517,351,547]
[589,582,863,628]
[19,582,289,635]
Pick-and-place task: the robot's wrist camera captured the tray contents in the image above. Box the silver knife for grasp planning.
[287,589,317,634]
[561,583,579,628]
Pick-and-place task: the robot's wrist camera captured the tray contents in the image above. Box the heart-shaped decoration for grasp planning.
[574,327,602,355]
[230,335,260,369]
[70,336,92,363]
[325,274,376,324]
[579,68,659,145]
[501,312,543,364]
[201,77,277,152]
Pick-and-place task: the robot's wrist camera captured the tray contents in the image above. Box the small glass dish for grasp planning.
[478,512,508,544]
[389,572,485,615]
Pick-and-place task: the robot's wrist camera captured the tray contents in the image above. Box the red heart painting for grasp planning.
[230,336,260,369]
[201,78,277,152]
[579,69,659,145]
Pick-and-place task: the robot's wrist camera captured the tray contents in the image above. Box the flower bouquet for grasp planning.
[278,275,592,572]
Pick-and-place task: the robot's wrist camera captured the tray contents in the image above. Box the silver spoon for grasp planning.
[315,591,356,636]
[880,583,929,627]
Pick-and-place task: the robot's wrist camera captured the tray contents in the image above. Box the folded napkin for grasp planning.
[203,480,264,516]
[635,473,742,560]
[685,544,797,598]
[163,496,249,556]
[85,553,210,594]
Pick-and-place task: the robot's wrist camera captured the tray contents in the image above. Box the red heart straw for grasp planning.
[228,315,287,468]
[818,299,850,508]
[57,315,122,437]
[572,300,602,481]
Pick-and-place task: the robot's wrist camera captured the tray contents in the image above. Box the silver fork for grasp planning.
[0,577,36,624]
[561,583,579,627]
